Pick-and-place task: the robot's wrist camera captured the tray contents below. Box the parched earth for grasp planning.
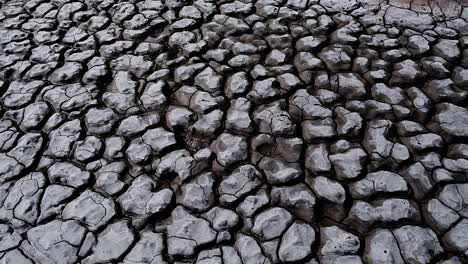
[1,0,468,263]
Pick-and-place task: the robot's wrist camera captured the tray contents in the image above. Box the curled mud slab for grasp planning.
[0,0,468,263]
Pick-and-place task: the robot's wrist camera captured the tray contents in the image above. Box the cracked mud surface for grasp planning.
[1,0,468,263]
